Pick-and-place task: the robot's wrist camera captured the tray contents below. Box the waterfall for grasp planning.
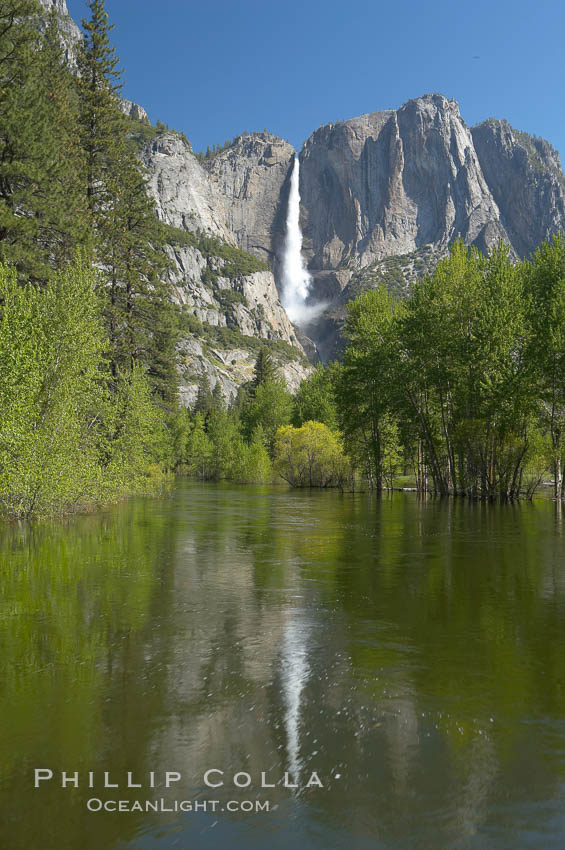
[281,155,311,324]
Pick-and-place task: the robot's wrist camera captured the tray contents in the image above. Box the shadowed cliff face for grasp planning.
[205,132,295,265]
[471,119,565,259]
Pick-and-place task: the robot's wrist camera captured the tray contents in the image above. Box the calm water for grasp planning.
[2,481,565,849]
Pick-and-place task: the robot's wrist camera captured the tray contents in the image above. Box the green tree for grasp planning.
[0,3,89,281]
[206,404,241,480]
[525,235,565,498]
[335,287,403,491]
[185,413,212,479]
[0,257,106,517]
[242,375,293,451]
[251,346,275,391]
[77,0,179,401]
[293,363,338,429]
[194,373,213,416]
[274,422,349,488]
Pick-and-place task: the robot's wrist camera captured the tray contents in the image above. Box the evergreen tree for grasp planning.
[76,0,179,401]
[0,3,89,280]
[194,374,213,417]
[252,346,275,391]
[186,413,212,479]
[210,380,225,413]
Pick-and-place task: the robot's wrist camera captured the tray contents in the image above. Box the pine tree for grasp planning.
[0,3,89,281]
[194,374,213,417]
[76,0,179,402]
[252,346,275,391]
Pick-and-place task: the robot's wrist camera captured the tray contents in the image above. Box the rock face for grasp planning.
[36,0,82,64]
[205,132,295,264]
[142,134,236,243]
[137,97,565,367]
[120,99,150,123]
[142,133,309,402]
[471,119,565,259]
[299,94,510,272]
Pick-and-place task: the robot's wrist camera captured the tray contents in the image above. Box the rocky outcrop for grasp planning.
[120,99,150,123]
[471,119,565,258]
[205,132,295,263]
[166,243,299,347]
[142,134,235,243]
[167,239,309,403]
[177,337,311,408]
[37,0,82,64]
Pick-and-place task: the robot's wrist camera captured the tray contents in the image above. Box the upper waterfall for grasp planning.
[280,155,312,324]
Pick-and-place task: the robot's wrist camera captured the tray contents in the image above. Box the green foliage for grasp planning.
[293,363,338,429]
[231,425,272,483]
[252,346,275,389]
[181,356,294,484]
[241,377,293,450]
[274,422,351,488]
[332,238,565,499]
[345,245,439,300]
[196,235,269,279]
[179,311,305,364]
[0,3,90,281]
[0,257,169,518]
[185,413,212,479]
[194,373,213,417]
[0,258,103,516]
[76,0,180,404]
[213,287,248,310]
[524,235,565,497]
[335,286,405,491]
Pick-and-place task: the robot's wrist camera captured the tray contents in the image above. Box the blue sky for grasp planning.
[67,0,565,159]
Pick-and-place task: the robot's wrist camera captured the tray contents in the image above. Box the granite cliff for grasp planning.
[141,132,310,404]
[204,132,295,265]
[471,118,565,259]
[177,94,565,359]
[37,0,81,64]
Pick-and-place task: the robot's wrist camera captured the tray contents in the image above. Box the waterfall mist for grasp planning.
[280,155,320,325]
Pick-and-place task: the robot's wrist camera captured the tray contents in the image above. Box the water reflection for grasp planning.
[281,611,310,784]
[1,482,565,849]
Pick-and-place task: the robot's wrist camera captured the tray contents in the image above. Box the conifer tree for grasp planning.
[252,346,275,390]
[194,374,213,417]
[76,0,179,402]
[0,2,89,280]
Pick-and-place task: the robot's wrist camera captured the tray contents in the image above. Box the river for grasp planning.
[2,480,565,849]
